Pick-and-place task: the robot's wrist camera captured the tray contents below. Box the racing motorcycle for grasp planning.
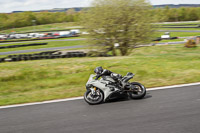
[84,72,146,105]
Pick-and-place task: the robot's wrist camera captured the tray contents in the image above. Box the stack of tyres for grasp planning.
[0,43,48,49]
[11,58,17,62]
[78,52,86,57]
[0,58,5,63]
[30,56,35,60]
[72,53,78,57]
[66,53,72,58]
[45,56,50,59]
[1,50,87,63]
[61,55,69,58]
[61,55,66,58]
[55,55,61,58]
[23,57,29,61]
[67,52,79,57]
[34,56,39,60]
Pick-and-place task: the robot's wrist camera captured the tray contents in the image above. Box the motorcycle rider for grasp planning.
[94,66,111,80]
[94,66,122,90]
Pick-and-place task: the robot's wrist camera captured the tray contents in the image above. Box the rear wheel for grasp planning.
[129,82,146,99]
[84,89,104,105]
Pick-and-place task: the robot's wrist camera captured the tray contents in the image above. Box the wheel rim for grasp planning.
[131,85,144,96]
[86,90,103,103]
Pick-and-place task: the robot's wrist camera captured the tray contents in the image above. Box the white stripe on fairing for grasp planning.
[0,82,200,109]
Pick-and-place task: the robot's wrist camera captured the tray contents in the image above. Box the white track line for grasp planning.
[148,82,200,91]
[0,82,200,109]
[0,97,83,109]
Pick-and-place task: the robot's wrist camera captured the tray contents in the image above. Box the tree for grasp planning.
[81,0,154,56]
[186,8,198,21]
[166,8,178,22]
[178,7,187,21]
[0,13,8,30]
[66,8,76,15]
[152,8,167,22]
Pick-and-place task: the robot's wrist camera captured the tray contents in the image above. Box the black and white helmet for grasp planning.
[94,66,103,74]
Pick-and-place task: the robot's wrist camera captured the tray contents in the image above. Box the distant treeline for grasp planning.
[0,9,80,30]
[153,7,200,22]
[1,6,200,31]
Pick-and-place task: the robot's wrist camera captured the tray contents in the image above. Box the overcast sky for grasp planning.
[1,0,200,13]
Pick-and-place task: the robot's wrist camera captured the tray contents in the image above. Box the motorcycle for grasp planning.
[84,72,146,105]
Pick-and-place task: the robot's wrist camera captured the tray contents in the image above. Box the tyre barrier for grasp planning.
[11,58,17,61]
[0,51,87,63]
[0,58,5,63]
[0,43,48,49]
[153,37,162,41]
[152,37,178,42]
[0,35,80,44]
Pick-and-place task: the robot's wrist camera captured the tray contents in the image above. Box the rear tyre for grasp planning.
[84,89,104,105]
[129,82,146,99]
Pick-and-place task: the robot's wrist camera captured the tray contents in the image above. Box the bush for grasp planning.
[184,39,197,48]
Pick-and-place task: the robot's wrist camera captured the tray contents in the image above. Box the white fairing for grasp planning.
[86,74,120,101]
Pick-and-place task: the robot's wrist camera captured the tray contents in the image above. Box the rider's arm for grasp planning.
[102,69,112,75]
[95,74,101,80]
[95,69,112,80]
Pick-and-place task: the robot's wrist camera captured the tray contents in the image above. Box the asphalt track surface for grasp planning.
[0,38,86,45]
[155,41,185,45]
[0,85,200,133]
[0,45,86,55]
[0,41,184,55]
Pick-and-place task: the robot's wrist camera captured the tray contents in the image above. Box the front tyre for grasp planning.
[129,82,146,99]
[84,89,104,105]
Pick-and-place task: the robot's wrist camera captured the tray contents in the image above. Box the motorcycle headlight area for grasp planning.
[86,84,93,89]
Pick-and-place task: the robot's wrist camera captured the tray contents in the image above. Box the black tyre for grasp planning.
[129,82,146,99]
[11,58,17,61]
[61,55,66,58]
[84,89,104,105]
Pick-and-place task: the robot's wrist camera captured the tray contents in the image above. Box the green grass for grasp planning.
[0,44,200,106]
[0,22,82,34]
[1,21,199,34]
[0,39,87,53]
[158,39,184,43]
[155,21,200,26]
[0,30,197,58]
[154,32,200,38]
[0,47,89,58]
[158,28,200,31]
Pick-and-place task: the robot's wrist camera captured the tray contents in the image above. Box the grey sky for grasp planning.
[0,0,200,13]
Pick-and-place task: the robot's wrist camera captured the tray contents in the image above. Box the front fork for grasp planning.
[90,87,97,95]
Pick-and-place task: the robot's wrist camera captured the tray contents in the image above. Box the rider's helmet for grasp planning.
[94,66,103,75]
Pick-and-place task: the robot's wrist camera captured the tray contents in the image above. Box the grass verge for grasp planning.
[0,39,87,53]
[0,22,82,34]
[154,32,200,38]
[0,44,200,106]
[158,28,200,31]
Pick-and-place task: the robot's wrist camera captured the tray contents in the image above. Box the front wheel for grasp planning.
[84,89,104,105]
[129,82,146,99]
